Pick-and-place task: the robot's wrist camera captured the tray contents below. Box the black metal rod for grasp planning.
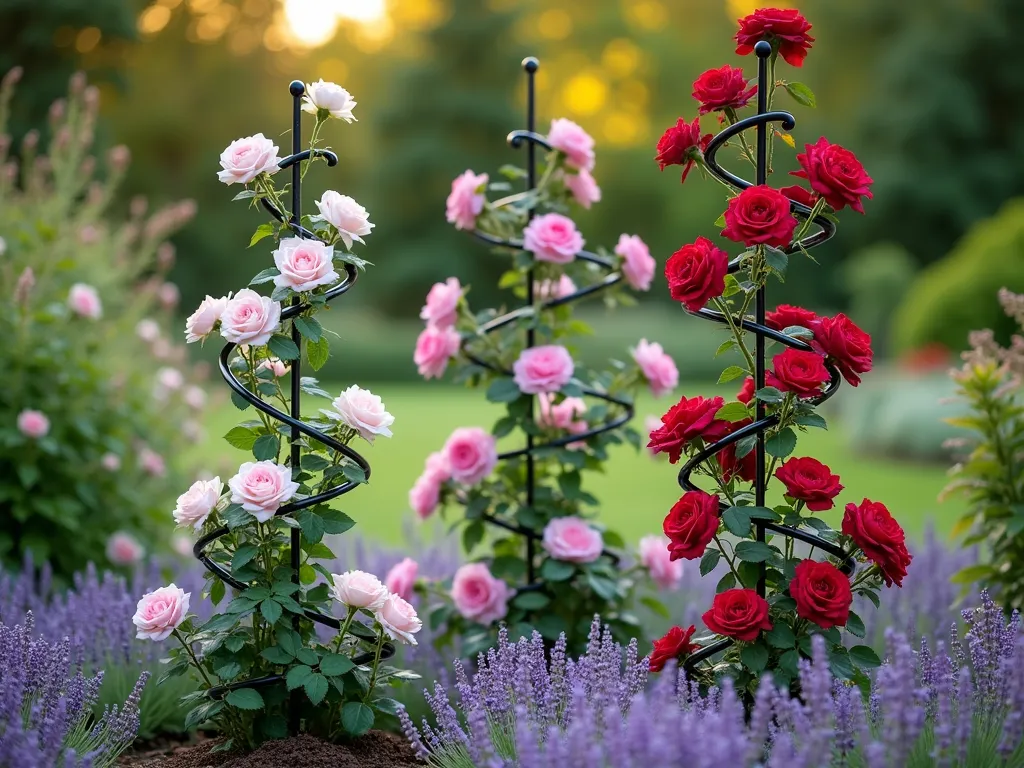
[754,45,770,600]
[523,57,538,585]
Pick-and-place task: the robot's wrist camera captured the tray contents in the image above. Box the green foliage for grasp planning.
[836,242,917,358]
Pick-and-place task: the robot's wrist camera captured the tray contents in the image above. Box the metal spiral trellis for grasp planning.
[679,41,856,671]
[459,57,632,589]
[192,81,393,724]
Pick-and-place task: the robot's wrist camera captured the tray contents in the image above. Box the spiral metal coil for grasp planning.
[678,42,855,670]
[193,81,393,708]
[458,58,632,588]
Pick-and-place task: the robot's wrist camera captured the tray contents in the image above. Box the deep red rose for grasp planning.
[737,377,755,405]
[813,313,873,387]
[649,625,699,672]
[665,236,730,312]
[691,65,757,115]
[765,304,819,332]
[766,348,830,399]
[648,395,727,464]
[842,499,913,587]
[655,117,712,183]
[702,588,773,642]
[792,137,874,213]
[780,184,817,209]
[717,419,756,483]
[735,7,815,68]
[790,559,852,629]
[664,489,721,561]
[721,185,798,248]
[775,456,843,512]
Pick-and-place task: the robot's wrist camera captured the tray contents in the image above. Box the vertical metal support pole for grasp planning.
[754,45,770,599]
[523,57,539,585]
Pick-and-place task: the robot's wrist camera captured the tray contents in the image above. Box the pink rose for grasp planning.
[446,170,488,231]
[315,191,373,250]
[563,168,601,209]
[133,584,189,641]
[217,133,280,185]
[409,473,442,519]
[302,79,357,122]
[172,477,222,532]
[101,452,121,471]
[632,339,679,397]
[443,427,498,485]
[326,385,394,443]
[17,409,49,439]
[548,118,596,172]
[451,562,513,625]
[157,367,184,392]
[522,213,584,265]
[172,535,193,558]
[257,357,290,378]
[139,447,166,477]
[638,534,684,590]
[420,277,462,329]
[136,319,161,343]
[384,557,419,602]
[534,275,577,302]
[542,517,603,563]
[414,325,461,380]
[537,394,588,449]
[185,294,230,343]
[227,460,299,523]
[68,283,102,319]
[219,289,281,347]
[331,570,389,610]
[615,234,656,292]
[513,345,574,394]
[423,450,451,482]
[183,385,206,410]
[272,237,339,292]
[158,282,180,309]
[107,532,145,566]
[644,415,663,457]
[374,593,422,645]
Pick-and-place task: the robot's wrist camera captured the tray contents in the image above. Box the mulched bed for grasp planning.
[119,731,421,767]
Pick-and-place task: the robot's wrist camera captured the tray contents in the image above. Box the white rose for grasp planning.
[227,461,298,523]
[331,570,389,610]
[324,385,394,443]
[302,80,357,123]
[216,133,280,185]
[272,237,339,292]
[172,477,222,531]
[185,294,230,343]
[374,593,422,646]
[219,289,281,347]
[315,191,373,250]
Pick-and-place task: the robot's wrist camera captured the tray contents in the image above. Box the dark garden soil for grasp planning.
[119,730,421,767]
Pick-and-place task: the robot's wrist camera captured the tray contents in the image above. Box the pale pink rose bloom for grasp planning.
[172,476,222,531]
[384,558,419,602]
[107,531,145,566]
[638,534,684,590]
[158,282,180,309]
[185,294,230,343]
[172,535,194,558]
[419,277,462,329]
[140,447,166,477]
[302,79,357,122]
[451,562,513,625]
[133,583,190,641]
[542,517,603,564]
[446,170,488,231]
[374,593,422,645]
[17,409,49,439]
[522,213,584,264]
[563,168,601,209]
[101,452,121,471]
[644,415,663,457]
[443,427,498,485]
[68,283,102,319]
[615,233,656,292]
[227,461,298,523]
[414,325,461,380]
[534,275,577,303]
[513,344,574,394]
[272,237,339,292]
[219,289,281,347]
[315,191,373,250]
[331,570,389,610]
[423,451,451,482]
[257,357,290,378]
[631,339,679,398]
[326,385,394,443]
[183,385,207,410]
[537,394,589,449]
[157,367,184,391]
[216,133,280,185]
[548,118,596,172]
[136,319,161,343]
[408,473,442,519]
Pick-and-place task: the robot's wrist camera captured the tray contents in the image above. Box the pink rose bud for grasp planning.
[67,282,102,319]
[315,190,373,250]
[542,516,603,564]
[445,170,488,231]
[17,409,49,439]
[326,385,394,443]
[644,415,663,457]
[183,385,207,410]
[136,319,161,343]
[450,562,513,625]
[218,289,281,347]
[172,477,222,532]
[547,117,596,172]
[522,213,584,265]
[513,344,575,394]
[534,274,577,303]
[301,79,357,122]
[638,534,684,590]
[172,535,193,558]
[384,557,419,602]
[132,583,189,641]
[331,570,389,610]
[216,133,280,185]
[157,367,184,392]
[158,282,180,309]
[442,427,498,485]
[419,277,462,329]
[414,325,461,380]
[185,294,230,343]
[408,473,442,519]
[423,450,451,482]
[615,233,656,292]
[13,267,34,306]
[563,168,601,209]
[101,452,121,471]
[140,447,166,477]
[107,531,145,566]
[537,394,589,449]
[374,593,422,646]
[257,357,290,378]
[632,339,679,398]
[272,237,339,292]
[227,460,298,523]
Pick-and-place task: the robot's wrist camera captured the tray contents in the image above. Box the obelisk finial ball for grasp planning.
[754,40,772,58]
[289,80,305,97]
[522,57,539,73]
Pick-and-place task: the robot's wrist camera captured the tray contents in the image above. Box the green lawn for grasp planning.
[191,383,963,546]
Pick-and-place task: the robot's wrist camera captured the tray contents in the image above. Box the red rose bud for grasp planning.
[691,65,757,115]
[649,624,699,672]
[717,419,757,483]
[765,303,819,332]
[792,137,874,213]
[665,236,730,312]
[780,184,817,208]
[721,185,798,248]
[775,456,843,511]
[663,489,721,561]
[735,7,815,68]
[702,588,773,642]
[655,116,712,183]
[813,313,873,387]
[842,499,913,587]
[790,559,852,629]
[766,348,830,399]
[648,394,727,464]
[737,377,755,405]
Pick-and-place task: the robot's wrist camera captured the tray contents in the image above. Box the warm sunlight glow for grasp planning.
[282,0,388,48]
[335,0,387,23]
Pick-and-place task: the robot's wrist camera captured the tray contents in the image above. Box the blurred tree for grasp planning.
[836,242,916,359]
